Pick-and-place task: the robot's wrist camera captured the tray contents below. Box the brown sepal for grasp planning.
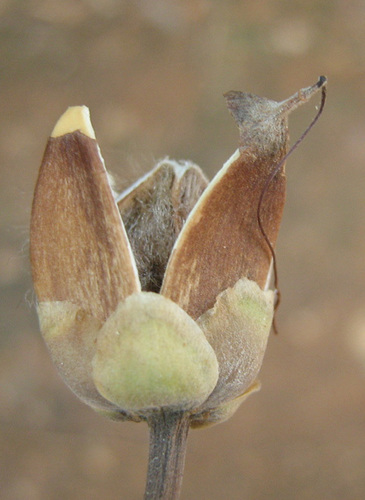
[30,131,140,321]
[161,79,326,319]
[161,149,286,319]
[117,160,208,293]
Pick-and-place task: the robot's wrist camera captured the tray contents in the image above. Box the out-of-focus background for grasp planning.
[1,1,365,498]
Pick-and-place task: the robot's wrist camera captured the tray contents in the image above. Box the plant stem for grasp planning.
[144,410,190,500]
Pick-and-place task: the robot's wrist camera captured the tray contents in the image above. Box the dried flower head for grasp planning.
[30,78,326,428]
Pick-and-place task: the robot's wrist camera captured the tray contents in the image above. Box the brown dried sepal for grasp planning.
[161,148,286,320]
[31,119,140,322]
[117,160,208,292]
[162,79,325,319]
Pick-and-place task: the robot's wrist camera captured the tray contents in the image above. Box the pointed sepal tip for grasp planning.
[51,106,96,139]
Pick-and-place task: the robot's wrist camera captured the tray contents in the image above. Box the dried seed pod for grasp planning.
[30,78,326,428]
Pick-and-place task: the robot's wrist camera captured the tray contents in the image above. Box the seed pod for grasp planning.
[30,78,326,426]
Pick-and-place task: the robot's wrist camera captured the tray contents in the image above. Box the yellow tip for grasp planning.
[51,106,96,139]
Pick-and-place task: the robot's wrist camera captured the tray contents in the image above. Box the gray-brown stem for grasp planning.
[144,410,190,500]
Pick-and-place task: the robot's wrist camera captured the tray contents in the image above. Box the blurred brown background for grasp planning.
[1,1,365,499]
